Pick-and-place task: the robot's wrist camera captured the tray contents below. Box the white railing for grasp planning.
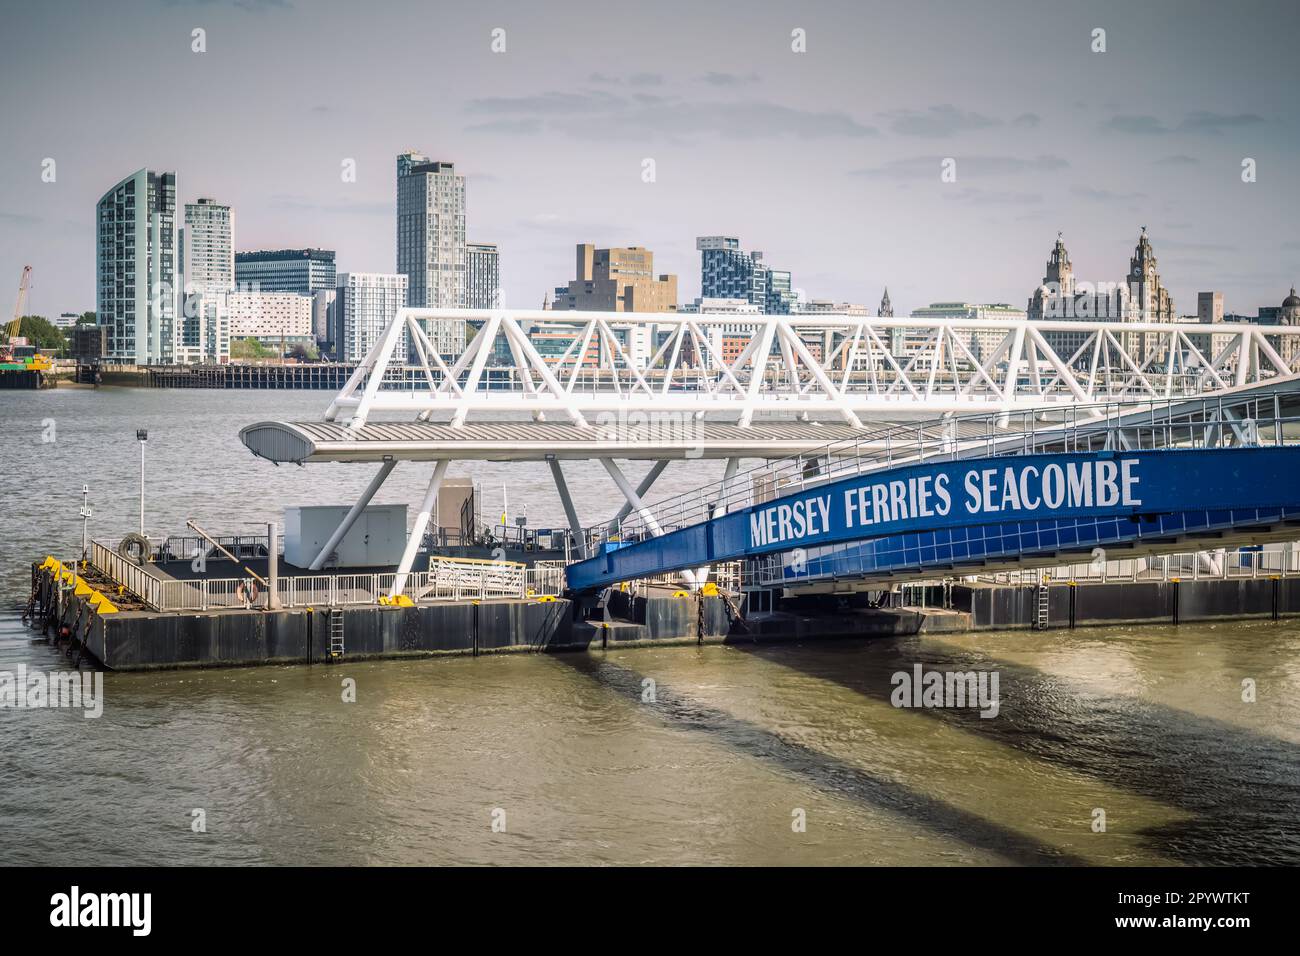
[974,543,1300,586]
[88,543,561,612]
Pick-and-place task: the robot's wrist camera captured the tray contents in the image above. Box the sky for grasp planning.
[1,0,1298,320]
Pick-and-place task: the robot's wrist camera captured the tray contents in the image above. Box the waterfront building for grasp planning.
[227,291,314,343]
[798,299,871,316]
[333,273,408,363]
[878,288,893,318]
[549,244,678,313]
[96,168,177,364]
[697,235,798,314]
[909,301,1027,361]
[680,297,761,315]
[397,151,468,356]
[234,248,336,296]
[177,198,235,364]
[467,242,500,309]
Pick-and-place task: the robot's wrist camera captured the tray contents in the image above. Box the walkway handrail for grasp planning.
[594,392,1300,547]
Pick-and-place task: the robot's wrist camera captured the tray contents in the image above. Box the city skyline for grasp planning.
[3,0,1299,319]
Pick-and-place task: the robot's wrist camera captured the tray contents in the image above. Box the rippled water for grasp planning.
[1,389,1298,865]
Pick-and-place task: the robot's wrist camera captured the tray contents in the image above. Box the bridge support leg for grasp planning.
[310,459,398,570]
[389,459,450,599]
[546,456,588,560]
[694,457,740,588]
[607,460,669,534]
[599,458,696,589]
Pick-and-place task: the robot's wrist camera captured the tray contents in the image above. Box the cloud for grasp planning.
[851,155,1067,179]
[586,72,663,87]
[1011,113,1041,128]
[1155,154,1198,165]
[1070,185,1146,202]
[467,91,877,141]
[466,91,626,115]
[700,72,761,87]
[267,194,388,215]
[466,118,543,135]
[1104,111,1267,135]
[882,105,1000,137]
[1103,115,1169,135]
[941,188,1043,205]
[517,213,625,237]
[1178,110,1265,133]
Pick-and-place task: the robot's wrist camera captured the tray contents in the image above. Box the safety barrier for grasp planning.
[88,541,563,612]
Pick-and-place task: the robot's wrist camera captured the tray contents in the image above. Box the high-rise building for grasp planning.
[696,235,796,314]
[181,198,233,293]
[698,236,766,307]
[96,168,177,364]
[178,198,234,364]
[333,273,408,363]
[397,152,467,356]
[227,292,314,342]
[549,244,678,312]
[234,249,336,296]
[467,242,500,309]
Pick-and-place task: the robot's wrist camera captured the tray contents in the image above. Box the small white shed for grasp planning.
[283,504,408,569]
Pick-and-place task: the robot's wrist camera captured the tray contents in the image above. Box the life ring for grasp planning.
[236,579,261,604]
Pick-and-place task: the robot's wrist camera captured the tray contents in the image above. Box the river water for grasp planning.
[1,388,1298,865]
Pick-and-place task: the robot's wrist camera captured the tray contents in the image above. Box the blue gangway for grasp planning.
[565,401,1300,593]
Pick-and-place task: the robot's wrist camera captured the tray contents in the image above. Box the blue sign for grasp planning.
[565,447,1300,592]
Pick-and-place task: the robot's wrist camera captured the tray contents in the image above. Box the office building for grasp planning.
[234,248,336,296]
[96,168,177,364]
[549,244,678,313]
[696,235,797,314]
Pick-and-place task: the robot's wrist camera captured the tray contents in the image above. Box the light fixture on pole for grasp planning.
[79,485,92,564]
[136,429,148,537]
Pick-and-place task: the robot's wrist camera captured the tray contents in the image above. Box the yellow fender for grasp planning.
[536,595,558,603]
[700,583,719,597]
[672,590,689,598]
[379,594,414,607]
[41,556,61,572]
[92,596,119,614]
[74,581,93,597]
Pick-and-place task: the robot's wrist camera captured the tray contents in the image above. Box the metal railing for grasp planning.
[975,543,1300,586]
[88,541,564,612]
[591,393,1300,548]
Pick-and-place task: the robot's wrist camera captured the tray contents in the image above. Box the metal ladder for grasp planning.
[328,609,345,660]
[1034,574,1050,630]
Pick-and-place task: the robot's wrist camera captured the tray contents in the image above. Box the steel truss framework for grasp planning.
[326,308,1300,429]
[280,309,1300,597]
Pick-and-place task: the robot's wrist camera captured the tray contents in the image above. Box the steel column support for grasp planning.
[310,459,399,570]
[608,460,670,533]
[600,458,696,588]
[389,459,451,599]
[547,457,588,560]
[694,457,740,587]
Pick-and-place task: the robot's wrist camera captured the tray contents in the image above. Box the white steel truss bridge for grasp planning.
[240,308,1300,599]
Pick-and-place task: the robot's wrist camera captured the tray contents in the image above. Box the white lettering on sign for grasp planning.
[749,494,833,548]
[749,459,1142,549]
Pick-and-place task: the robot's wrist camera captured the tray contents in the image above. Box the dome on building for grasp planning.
[1283,287,1300,309]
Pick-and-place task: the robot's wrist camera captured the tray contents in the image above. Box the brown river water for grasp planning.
[1,389,1297,865]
